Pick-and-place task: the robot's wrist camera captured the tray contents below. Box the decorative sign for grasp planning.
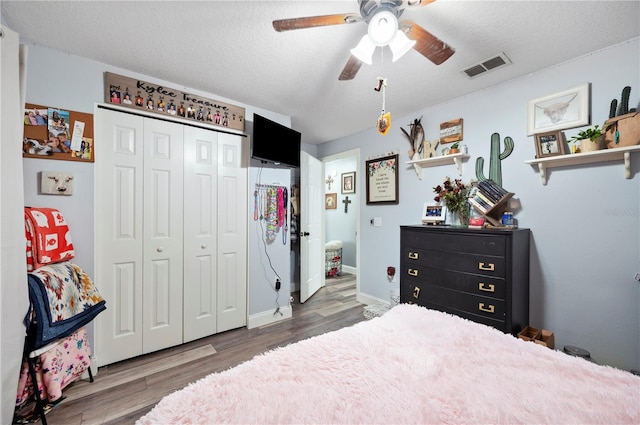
[104,72,245,132]
[440,118,464,144]
[365,154,399,205]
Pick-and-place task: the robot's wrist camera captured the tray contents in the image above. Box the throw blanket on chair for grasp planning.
[26,262,106,350]
[24,207,75,271]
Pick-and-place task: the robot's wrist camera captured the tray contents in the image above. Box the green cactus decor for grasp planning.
[475,133,514,187]
[609,86,637,119]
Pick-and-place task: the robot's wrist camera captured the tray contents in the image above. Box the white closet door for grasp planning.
[95,109,144,366]
[183,126,218,342]
[217,133,247,331]
[142,118,184,353]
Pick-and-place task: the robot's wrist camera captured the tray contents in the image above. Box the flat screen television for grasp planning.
[251,113,301,168]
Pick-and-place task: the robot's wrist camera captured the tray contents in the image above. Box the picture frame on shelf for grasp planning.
[341,171,355,194]
[325,193,337,209]
[527,83,590,135]
[365,154,399,205]
[534,130,567,158]
[421,204,446,225]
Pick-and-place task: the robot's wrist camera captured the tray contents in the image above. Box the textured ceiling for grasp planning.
[2,0,639,144]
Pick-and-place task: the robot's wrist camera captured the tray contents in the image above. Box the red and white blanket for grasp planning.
[24,207,75,271]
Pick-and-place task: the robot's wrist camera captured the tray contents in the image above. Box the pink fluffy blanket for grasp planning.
[138,304,639,424]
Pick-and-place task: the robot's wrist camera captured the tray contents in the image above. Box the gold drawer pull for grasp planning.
[408,252,419,260]
[478,303,495,313]
[407,269,418,277]
[478,262,495,271]
[478,283,495,293]
[412,286,420,299]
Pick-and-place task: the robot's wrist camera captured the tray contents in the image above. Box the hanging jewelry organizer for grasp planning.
[254,183,289,244]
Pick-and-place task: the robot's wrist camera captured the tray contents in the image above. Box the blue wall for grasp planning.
[318,38,640,371]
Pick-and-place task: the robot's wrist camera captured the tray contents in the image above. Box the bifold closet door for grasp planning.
[183,126,219,342]
[95,109,144,366]
[216,132,247,332]
[95,109,184,365]
[142,118,184,353]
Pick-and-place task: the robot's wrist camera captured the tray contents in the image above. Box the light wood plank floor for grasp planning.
[21,274,362,425]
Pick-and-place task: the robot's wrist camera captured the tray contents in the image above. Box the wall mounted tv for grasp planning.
[251,113,301,168]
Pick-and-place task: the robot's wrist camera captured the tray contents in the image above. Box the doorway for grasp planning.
[322,149,360,298]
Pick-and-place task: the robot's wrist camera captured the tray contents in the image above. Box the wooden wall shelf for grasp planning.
[406,153,470,176]
[525,145,640,185]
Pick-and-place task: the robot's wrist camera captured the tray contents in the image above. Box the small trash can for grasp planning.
[563,345,597,363]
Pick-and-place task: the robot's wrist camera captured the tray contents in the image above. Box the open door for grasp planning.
[300,151,324,303]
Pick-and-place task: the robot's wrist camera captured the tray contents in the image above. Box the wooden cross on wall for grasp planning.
[342,196,351,213]
[326,175,334,190]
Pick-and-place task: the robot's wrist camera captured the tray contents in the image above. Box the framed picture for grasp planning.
[439,118,463,144]
[325,193,337,209]
[341,171,355,194]
[527,83,590,135]
[365,154,399,205]
[421,204,446,225]
[534,130,567,158]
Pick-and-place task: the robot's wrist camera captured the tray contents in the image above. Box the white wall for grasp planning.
[318,38,640,371]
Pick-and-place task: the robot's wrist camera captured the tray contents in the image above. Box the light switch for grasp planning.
[40,171,74,195]
[373,217,382,227]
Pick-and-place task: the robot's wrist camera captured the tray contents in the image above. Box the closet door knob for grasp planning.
[201,243,207,249]
[157,247,164,252]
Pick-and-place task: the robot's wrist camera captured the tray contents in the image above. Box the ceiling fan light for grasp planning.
[368,10,398,46]
[350,35,375,65]
[389,30,416,62]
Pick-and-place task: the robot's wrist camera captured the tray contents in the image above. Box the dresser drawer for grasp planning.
[400,283,506,320]
[407,301,507,331]
[402,266,506,300]
[402,229,506,256]
[402,246,505,277]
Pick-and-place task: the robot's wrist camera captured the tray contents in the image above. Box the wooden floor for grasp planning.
[21,274,362,425]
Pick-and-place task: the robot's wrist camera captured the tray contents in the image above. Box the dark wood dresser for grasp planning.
[400,225,530,335]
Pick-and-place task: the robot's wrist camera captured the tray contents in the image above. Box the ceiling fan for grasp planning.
[273,0,455,80]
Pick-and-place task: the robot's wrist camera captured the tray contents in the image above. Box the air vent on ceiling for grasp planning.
[461,53,511,79]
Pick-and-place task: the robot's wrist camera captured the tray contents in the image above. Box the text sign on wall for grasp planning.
[439,118,463,144]
[104,72,245,132]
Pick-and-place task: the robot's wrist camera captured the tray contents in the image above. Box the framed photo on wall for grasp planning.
[325,193,337,209]
[365,154,399,205]
[527,83,590,135]
[341,171,355,194]
[534,130,567,158]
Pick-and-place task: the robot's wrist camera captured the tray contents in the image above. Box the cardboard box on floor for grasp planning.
[518,326,555,349]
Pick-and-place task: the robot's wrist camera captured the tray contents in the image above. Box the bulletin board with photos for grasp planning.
[22,103,95,162]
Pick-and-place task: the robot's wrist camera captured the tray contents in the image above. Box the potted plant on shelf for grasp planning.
[449,142,460,154]
[568,125,603,153]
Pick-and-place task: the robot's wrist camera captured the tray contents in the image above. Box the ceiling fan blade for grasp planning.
[400,19,455,65]
[273,14,361,32]
[338,55,363,81]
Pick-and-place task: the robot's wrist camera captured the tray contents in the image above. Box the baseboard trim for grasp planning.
[342,265,356,275]
[247,304,293,329]
[356,292,390,306]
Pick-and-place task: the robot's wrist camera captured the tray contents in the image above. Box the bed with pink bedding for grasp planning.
[138,304,639,424]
